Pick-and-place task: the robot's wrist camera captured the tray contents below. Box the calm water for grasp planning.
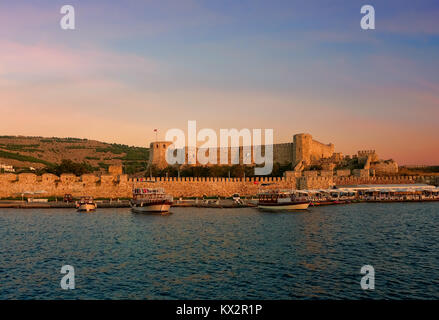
[0,203,438,299]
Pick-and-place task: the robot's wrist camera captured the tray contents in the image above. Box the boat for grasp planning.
[130,188,173,214]
[76,197,97,212]
[257,190,310,211]
[307,189,357,206]
[310,200,335,206]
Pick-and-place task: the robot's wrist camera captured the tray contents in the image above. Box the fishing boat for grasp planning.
[76,197,97,212]
[257,190,310,211]
[130,188,173,214]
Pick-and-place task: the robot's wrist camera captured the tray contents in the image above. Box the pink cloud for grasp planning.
[0,41,159,82]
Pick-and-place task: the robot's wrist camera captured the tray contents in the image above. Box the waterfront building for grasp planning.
[0,164,15,173]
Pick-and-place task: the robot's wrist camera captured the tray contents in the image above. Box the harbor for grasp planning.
[1,202,438,299]
[1,184,438,210]
[2,0,439,304]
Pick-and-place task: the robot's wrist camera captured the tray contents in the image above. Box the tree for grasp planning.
[47,160,94,176]
[231,165,245,178]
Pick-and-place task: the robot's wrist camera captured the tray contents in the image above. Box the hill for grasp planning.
[0,136,149,175]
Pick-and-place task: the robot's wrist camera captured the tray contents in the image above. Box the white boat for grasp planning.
[258,202,310,211]
[76,197,97,212]
[257,190,310,211]
[130,188,173,214]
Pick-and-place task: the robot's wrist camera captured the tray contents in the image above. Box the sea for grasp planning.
[0,202,438,299]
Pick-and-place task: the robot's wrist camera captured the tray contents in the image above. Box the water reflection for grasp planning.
[0,203,438,299]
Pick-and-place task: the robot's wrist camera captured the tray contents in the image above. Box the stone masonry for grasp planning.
[149,133,335,169]
[0,172,428,199]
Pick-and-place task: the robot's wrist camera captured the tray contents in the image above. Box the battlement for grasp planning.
[130,176,287,183]
[358,150,377,156]
[148,133,336,169]
[0,172,434,198]
[334,175,421,186]
[0,173,295,198]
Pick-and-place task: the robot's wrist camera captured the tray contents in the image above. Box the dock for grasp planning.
[0,199,257,209]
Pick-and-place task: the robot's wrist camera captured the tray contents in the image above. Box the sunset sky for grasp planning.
[0,0,438,164]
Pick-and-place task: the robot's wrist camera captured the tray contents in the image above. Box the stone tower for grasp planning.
[293,133,313,166]
[148,141,173,169]
[293,133,334,166]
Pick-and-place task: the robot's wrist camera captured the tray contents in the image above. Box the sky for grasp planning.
[0,0,438,165]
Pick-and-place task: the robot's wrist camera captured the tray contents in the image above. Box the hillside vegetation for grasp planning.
[0,136,149,175]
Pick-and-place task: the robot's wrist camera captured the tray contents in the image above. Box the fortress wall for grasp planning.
[358,150,379,162]
[293,134,334,165]
[284,171,301,180]
[273,143,294,164]
[352,169,370,178]
[0,173,18,182]
[334,176,420,186]
[185,145,291,166]
[309,140,334,162]
[1,173,431,199]
[149,133,336,168]
[42,173,58,183]
[163,146,257,167]
[0,173,129,199]
[297,175,430,190]
[0,174,296,199]
[297,176,334,190]
[371,161,399,175]
[133,176,295,198]
[320,170,334,177]
[336,169,351,177]
[155,143,295,167]
[303,171,318,178]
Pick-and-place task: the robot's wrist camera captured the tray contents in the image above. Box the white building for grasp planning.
[0,164,15,172]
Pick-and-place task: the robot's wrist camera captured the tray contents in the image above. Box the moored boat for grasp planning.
[76,197,97,212]
[257,190,310,211]
[130,188,173,214]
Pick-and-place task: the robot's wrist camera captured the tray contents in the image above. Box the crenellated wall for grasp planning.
[297,176,334,190]
[149,133,335,169]
[334,175,422,186]
[370,160,399,175]
[0,173,296,198]
[133,176,296,198]
[0,173,433,199]
[297,175,428,190]
[0,173,131,199]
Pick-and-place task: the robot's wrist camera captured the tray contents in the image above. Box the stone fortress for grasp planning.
[0,168,436,199]
[149,133,399,177]
[149,133,335,169]
[1,132,429,199]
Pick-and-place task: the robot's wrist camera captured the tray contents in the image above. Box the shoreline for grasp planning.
[0,199,255,209]
[1,199,438,209]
